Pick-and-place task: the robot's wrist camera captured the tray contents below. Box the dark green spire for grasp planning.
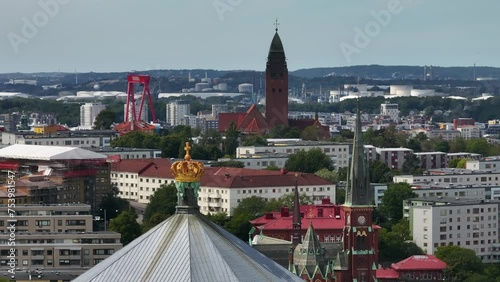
[345,99,371,206]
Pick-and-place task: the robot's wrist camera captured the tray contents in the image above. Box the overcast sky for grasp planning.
[1,0,499,73]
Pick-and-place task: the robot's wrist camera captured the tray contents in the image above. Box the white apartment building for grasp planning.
[212,104,228,119]
[409,198,500,262]
[236,141,351,168]
[2,131,115,148]
[447,152,482,162]
[218,156,288,170]
[457,126,481,140]
[380,103,400,122]
[111,159,335,215]
[467,157,500,171]
[394,169,500,186]
[124,100,148,122]
[376,147,413,170]
[426,130,461,141]
[80,103,106,128]
[166,100,190,126]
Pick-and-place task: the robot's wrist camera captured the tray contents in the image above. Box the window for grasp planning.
[35,220,50,227]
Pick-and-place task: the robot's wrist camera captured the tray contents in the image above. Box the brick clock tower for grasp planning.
[265,23,288,127]
[343,100,377,282]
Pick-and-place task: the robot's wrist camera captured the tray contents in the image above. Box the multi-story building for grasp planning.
[29,112,57,126]
[2,130,117,148]
[447,152,482,163]
[0,113,20,132]
[236,141,351,168]
[376,147,413,170]
[110,159,335,215]
[415,152,447,170]
[453,118,475,130]
[211,104,228,119]
[123,100,148,122]
[394,168,500,186]
[80,103,106,128]
[380,103,399,122]
[166,100,190,126]
[467,157,500,171]
[457,125,481,140]
[426,130,461,141]
[0,204,122,276]
[87,146,162,160]
[409,197,499,262]
[0,144,112,214]
[218,155,288,170]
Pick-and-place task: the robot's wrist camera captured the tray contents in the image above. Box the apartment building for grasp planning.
[2,130,117,148]
[111,159,335,215]
[409,198,499,262]
[376,147,413,170]
[380,103,400,122]
[394,169,500,186]
[415,152,447,170]
[447,152,482,162]
[0,204,121,273]
[236,141,351,168]
[426,130,461,141]
[87,147,162,160]
[457,126,481,140]
[80,103,106,128]
[467,157,500,172]
[166,100,190,126]
[218,156,288,170]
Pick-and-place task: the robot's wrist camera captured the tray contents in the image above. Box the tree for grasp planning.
[379,183,417,222]
[406,138,422,152]
[206,212,229,227]
[213,160,244,168]
[223,122,239,157]
[285,148,333,173]
[241,135,267,146]
[314,168,337,183]
[457,158,468,169]
[143,183,177,226]
[434,140,450,153]
[301,126,322,141]
[160,135,182,158]
[401,154,421,175]
[93,109,116,130]
[276,192,313,208]
[267,125,300,138]
[265,165,280,171]
[448,158,467,168]
[466,138,491,156]
[378,220,424,262]
[435,245,484,282]
[449,137,467,153]
[369,160,392,183]
[109,210,142,245]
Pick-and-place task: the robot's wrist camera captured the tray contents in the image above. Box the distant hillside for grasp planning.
[291,65,500,80]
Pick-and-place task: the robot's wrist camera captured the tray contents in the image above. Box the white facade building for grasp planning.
[166,100,190,126]
[457,126,481,140]
[236,141,351,168]
[380,103,400,122]
[467,157,500,172]
[376,147,413,170]
[409,198,500,262]
[394,169,500,186]
[80,103,106,128]
[124,100,148,122]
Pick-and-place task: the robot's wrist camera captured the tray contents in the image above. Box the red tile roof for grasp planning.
[218,113,245,132]
[114,121,156,135]
[250,202,345,231]
[391,255,447,271]
[110,158,171,174]
[376,269,399,279]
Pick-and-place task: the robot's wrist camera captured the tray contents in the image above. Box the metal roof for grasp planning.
[0,144,107,160]
[74,212,303,282]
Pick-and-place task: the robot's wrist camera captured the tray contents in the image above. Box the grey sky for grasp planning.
[1,0,499,73]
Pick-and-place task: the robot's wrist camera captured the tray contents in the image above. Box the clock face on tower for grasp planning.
[357,215,366,225]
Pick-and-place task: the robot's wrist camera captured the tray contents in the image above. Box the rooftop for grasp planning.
[0,144,107,161]
[391,255,447,271]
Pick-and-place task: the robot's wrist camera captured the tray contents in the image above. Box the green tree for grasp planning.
[457,158,468,168]
[267,125,300,138]
[206,212,229,227]
[241,135,268,146]
[406,138,422,152]
[314,168,337,183]
[109,210,142,245]
[434,140,450,153]
[466,138,491,156]
[94,109,116,129]
[435,245,484,282]
[160,135,182,158]
[369,160,392,183]
[285,148,333,173]
[449,137,467,153]
[223,122,240,157]
[265,165,280,171]
[301,126,322,141]
[213,160,244,168]
[401,154,421,175]
[336,188,346,204]
[378,220,424,262]
[275,192,313,208]
[448,158,463,168]
[143,183,177,226]
[336,167,348,182]
[379,183,417,222]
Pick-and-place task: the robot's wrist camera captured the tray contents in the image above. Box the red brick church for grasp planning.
[218,27,329,137]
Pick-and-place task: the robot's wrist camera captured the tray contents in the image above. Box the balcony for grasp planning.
[208,193,221,199]
[208,202,222,208]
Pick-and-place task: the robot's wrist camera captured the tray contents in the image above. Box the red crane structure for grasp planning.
[124,74,157,123]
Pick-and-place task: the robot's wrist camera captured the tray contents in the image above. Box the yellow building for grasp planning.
[33,124,58,135]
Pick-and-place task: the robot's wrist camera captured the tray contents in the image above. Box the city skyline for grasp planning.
[1,0,499,73]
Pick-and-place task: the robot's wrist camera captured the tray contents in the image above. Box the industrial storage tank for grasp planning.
[390,85,413,96]
[411,89,436,97]
[238,83,253,94]
[195,82,211,92]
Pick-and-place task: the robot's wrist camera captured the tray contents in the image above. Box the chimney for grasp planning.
[280,206,290,217]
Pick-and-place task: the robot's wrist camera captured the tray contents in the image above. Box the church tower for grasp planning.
[343,100,377,282]
[265,21,289,127]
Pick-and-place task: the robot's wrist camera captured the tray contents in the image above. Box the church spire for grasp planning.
[292,173,302,247]
[345,99,371,206]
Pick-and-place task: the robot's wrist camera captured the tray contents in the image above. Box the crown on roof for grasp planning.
[171,142,204,183]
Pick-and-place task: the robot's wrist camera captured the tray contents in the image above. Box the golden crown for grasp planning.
[171,142,204,182]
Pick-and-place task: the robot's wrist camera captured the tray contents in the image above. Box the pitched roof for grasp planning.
[110,158,171,174]
[114,121,156,135]
[0,144,107,160]
[73,212,303,282]
[218,112,245,132]
[391,255,447,271]
[293,223,328,277]
[375,268,399,279]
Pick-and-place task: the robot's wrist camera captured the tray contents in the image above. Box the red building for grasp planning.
[376,255,447,281]
[219,27,329,137]
[453,118,475,130]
